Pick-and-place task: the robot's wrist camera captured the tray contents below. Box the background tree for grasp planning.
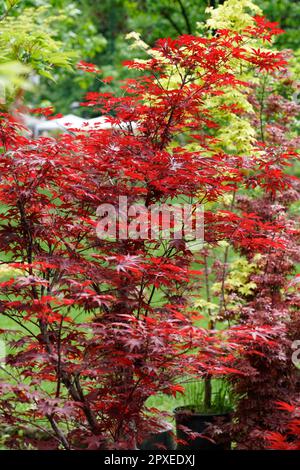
[0,0,75,109]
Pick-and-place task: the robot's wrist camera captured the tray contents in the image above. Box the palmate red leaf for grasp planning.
[168,384,185,397]
[288,420,300,439]
[76,61,101,74]
[266,431,291,450]
[177,424,215,443]
[267,403,300,450]
[29,106,55,117]
[274,401,295,413]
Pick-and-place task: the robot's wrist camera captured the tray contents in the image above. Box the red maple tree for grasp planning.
[0,18,292,449]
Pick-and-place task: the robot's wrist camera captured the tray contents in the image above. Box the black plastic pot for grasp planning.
[139,423,176,450]
[174,406,231,450]
[295,369,300,392]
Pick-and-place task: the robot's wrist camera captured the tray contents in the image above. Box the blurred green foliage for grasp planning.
[0,0,76,106]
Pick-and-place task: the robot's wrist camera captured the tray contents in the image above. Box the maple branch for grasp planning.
[258,74,268,143]
[0,2,16,22]
[38,314,101,436]
[73,374,101,434]
[1,311,38,339]
[16,198,34,268]
[218,190,237,316]
[55,315,64,398]
[176,0,192,34]
[160,8,183,36]
[47,414,71,450]
[204,251,213,323]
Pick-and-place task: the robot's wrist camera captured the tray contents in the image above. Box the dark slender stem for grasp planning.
[47,414,71,450]
[259,74,268,143]
[176,0,192,34]
[160,8,183,36]
[55,316,64,398]
[204,376,212,410]
[218,190,237,315]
